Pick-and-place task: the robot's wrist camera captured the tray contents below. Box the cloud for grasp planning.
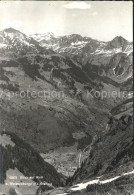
[92,12,98,16]
[64,2,91,9]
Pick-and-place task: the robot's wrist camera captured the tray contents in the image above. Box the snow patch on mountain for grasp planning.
[70,170,134,191]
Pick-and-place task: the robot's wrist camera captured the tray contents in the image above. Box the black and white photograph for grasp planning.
[0,1,133,194]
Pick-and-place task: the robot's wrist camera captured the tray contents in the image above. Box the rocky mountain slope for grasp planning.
[63,99,133,194]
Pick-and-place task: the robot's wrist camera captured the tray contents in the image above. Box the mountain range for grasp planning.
[0,28,133,195]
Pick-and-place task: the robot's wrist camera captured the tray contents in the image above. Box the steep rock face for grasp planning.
[83,51,132,84]
[106,36,129,50]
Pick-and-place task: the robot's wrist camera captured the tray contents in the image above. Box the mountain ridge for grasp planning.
[1,27,130,43]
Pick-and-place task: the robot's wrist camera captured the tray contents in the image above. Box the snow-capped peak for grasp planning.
[30,32,58,42]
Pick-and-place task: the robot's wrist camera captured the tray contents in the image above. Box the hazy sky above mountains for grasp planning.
[0,1,132,41]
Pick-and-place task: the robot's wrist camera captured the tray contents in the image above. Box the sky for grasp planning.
[0,1,133,41]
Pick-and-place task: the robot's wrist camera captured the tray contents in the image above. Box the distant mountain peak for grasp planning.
[112,36,128,43]
[67,34,82,38]
[3,27,21,34]
[107,36,129,50]
[29,32,58,43]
